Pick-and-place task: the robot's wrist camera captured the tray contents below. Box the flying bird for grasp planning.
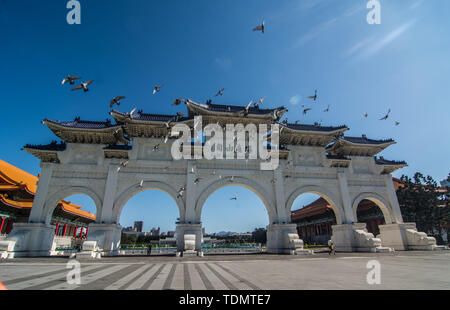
[281,118,288,125]
[303,108,312,115]
[177,187,185,199]
[363,112,368,118]
[117,161,129,172]
[242,100,253,116]
[253,21,265,33]
[72,80,94,92]
[230,195,238,201]
[130,108,137,119]
[153,84,163,95]
[110,96,126,108]
[323,105,330,112]
[379,109,391,121]
[173,98,185,106]
[254,97,266,108]
[139,180,144,188]
[153,144,160,151]
[62,76,81,85]
[215,88,225,97]
[194,178,202,185]
[308,90,318,101]
[395,121,400,126]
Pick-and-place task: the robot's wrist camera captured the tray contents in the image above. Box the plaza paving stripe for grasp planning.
[204,263,237,290]
[142,264,166,290]
[148,264,172,290]
[196,263,228,290]
[1,267,68,286]
[8,265,103,290]
[212,263,260,290]
[124,264,158,290]
[194,263,213,290]
[168,263,185,290]
[183,264,192,290]
[38,265,115,290]
[104,264,153,290]
[74,264,133,290]
[162,264,177,290]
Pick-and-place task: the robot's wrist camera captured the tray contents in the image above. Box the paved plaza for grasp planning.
[1,251,449,290]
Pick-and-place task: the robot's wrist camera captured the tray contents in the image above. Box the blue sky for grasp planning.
[1,0,449,233]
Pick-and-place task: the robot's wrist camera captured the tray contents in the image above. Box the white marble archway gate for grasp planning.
[0,101,441,258]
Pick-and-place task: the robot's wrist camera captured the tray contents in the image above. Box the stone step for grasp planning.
[375,247,393,253]
[433,245,450,251]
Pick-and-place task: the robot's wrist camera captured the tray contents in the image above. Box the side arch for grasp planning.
[352,192,393,224]
[112,181,185,223]
[43,186,102,224]
[285,185,344,225]
[195,177,277,223]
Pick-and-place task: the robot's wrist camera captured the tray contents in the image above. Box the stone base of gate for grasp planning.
[266,224,310,255]
[0,223,55,259]
[76,224,122,259]
[176,223,203,256]
[379,223,446,251]
[331,223,387,252]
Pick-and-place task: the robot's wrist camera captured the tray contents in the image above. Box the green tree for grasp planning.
[396,172,449,244]
[252,228,267,244]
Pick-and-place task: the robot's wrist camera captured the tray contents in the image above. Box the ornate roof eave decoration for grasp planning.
[42,118,129,145]
[325,153,351,168]
[280,124,349,147]
[374,156,408,174]
[185,100,288,121]
[103,145,132,159]
[110,110,194,139]
[22,141,66,164]
[326,135,396,157]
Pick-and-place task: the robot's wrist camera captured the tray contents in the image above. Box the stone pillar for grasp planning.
[266,224,310,255]
[76,223,122,259]
[175,223,203,256]
[99,164,119,223]
[383,175,403,224]
[184,161,197,223]
[28,163,54,223]
[337,172,356,224]
[273,169,289,223]
[0,223,56,258]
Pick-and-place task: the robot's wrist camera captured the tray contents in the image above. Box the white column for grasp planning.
[184,161,197,223]
[29,163,54,223]
[274,169,288,223]
[99,164,119,223]
[337,172,356,224]
[384,174,403,224]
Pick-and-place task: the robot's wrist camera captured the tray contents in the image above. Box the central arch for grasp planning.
[195,177,277,224]
[285,185,344,225]
[112,181,185,224]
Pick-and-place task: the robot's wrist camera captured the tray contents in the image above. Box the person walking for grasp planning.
[329,242,335,256]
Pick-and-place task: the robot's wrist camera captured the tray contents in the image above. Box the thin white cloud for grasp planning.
[293,3,362,48]
[358,20,416,59]
[343,36,375,58]
[214,57,232,71]
[410,0,424,10]
[289,95,301,106]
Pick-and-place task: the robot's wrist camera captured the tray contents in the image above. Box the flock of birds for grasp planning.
[60,21,400,202]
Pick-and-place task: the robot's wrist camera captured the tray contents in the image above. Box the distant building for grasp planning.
[167,231,175,237]
[134,221,143,232]
[150,227,160,237]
